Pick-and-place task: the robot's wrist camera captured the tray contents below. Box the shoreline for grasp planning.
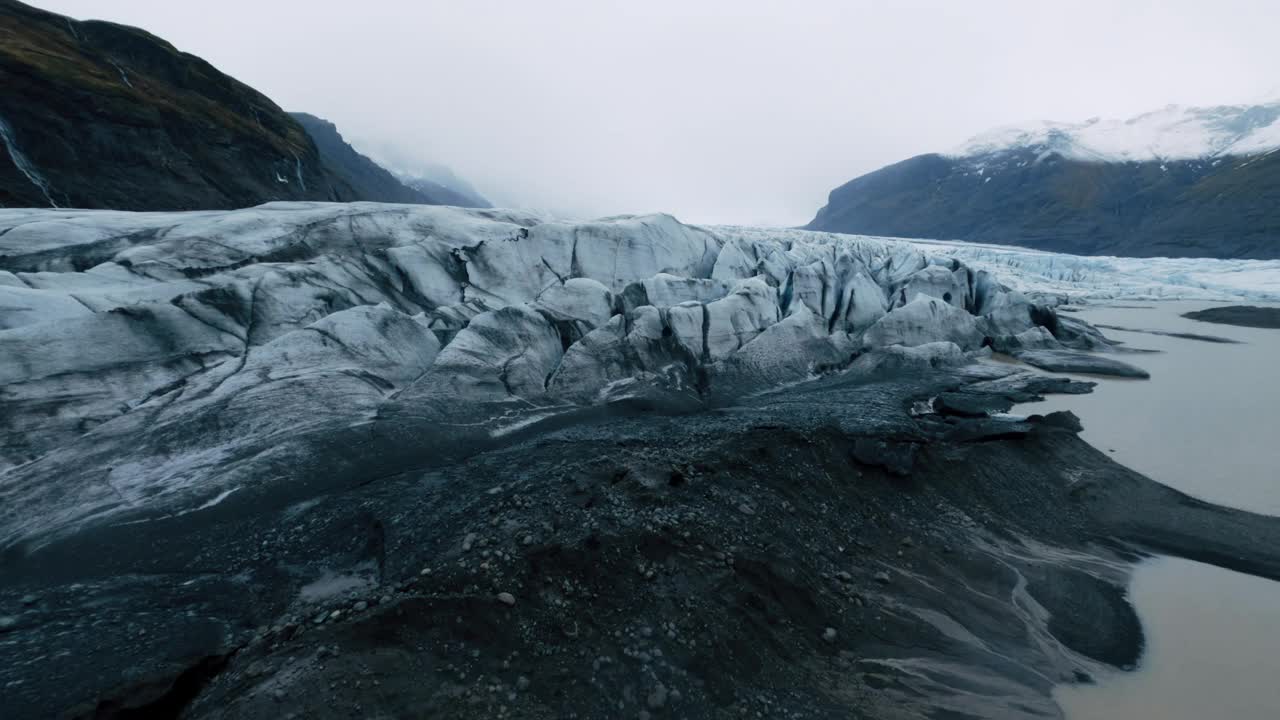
[6,361,1280,719]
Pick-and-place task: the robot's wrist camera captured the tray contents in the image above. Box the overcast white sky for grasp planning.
[40,0,1280,225]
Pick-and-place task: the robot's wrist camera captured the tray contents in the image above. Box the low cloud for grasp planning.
[41,0,1280,225]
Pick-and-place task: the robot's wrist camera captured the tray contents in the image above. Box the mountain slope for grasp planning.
[400,173,491,208]
[398,161,491,208]
[290,113,490,208]
[808,101,1280,259]
[0,0,363,210]
[290,112,445,205]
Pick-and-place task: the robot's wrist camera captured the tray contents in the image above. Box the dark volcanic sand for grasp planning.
[5,365,1280,719]
[1182,305,1280,329]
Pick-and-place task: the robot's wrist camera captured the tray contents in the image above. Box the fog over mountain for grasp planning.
[36,0,1280,225]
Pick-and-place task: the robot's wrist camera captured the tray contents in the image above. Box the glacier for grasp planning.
[0,202,1275,552]
[903,237,1280,302]
[0,202,1127,549]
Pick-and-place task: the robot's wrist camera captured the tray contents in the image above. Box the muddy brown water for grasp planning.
[1022,301,1280,719]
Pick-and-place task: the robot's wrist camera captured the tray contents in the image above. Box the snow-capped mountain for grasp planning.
[808,99,1280,260]
[953,101,1280,163]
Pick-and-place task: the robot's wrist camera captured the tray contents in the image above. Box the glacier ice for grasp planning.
[1,202,1276,551]
[905,238,1280,302]
[861,296,983,351]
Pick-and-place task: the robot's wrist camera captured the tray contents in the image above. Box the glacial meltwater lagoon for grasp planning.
[1026,301,1280,719]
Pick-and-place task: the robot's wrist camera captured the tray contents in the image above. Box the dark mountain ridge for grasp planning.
[399,173,491,209]
[403,162,491,208]
[809,124,1280,260]
[289,113,491,209]
[0,0,486,211]
[289,112,438,206]
[0,0,353,209]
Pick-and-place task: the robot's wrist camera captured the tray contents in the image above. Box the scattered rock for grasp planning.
[462,533,477,552]
[19,594,38,607]
[516,675,531,692]
[0,615,17,632]
[496,592,517,607]
[647,683,669,709]
[352,601,368,612]
[822,627,838,643]
[873,571,891,584]
[852,438,918,476]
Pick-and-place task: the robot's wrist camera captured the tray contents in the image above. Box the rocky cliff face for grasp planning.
[808,101,1280,260]
[0,0,364,210]
[808,151,1280,259]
